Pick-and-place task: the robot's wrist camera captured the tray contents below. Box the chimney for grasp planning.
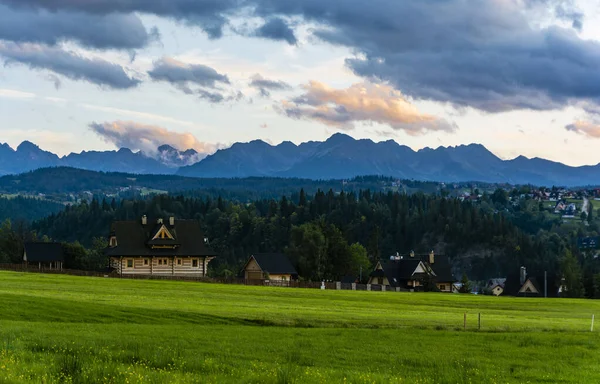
[157,218,163,224]
[410,250,415,258]
[429,250,435,264]
[520,266,527,285]
[141,215,147,225]
[169,216,175,226]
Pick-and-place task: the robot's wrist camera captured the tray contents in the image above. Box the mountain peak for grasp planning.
[17,141,41,152]
[326,133,355,144]
[158,144,178,153]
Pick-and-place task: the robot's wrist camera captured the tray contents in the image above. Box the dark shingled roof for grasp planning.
[24,242,64,262]
[373,259,424,287]
[249,253,297,275]
[105,219,217,257]
[417,254,455,283]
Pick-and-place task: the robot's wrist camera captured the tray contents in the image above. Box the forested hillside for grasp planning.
[0,197,64,223]
[1,187,597,296]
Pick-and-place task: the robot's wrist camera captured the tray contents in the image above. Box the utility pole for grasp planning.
[544,271,547,298]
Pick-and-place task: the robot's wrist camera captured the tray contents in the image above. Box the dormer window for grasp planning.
[109,236,117,247]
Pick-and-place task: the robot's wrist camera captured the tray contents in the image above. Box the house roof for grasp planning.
[416,254,455,282]
[24,242,64,263]
[373,259,424,287]
[247,253,298,275]
[105,219,218,257]
[487,278,507,289]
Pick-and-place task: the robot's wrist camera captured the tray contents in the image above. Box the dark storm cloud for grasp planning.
[0,0,239,39]
[3,0,599,113]
[0,5,158,49]
[254,18,297,45]
[247,0,600,112]
[249,74,292,97]
[0,42,141,89]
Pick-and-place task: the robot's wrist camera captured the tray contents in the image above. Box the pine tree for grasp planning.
[459,272,471,293]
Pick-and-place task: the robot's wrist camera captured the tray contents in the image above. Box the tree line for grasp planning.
[0,188,598,297]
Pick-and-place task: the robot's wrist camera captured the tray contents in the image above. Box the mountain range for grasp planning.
[1,133,599,186]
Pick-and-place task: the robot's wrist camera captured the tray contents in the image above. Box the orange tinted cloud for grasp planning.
[565,120,600,138]
[279,81,456,135]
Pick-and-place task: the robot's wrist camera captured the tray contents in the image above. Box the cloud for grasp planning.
[148,57,244,103]
[0,42,140,89]
[254,17,297,45]
[148,57,230,88]
[0,88,36,99]
[0,0,238,39]
[6,0,600,115]
[250,0,600,114]
[89,121,218,158]
[249,74,292,97]
[80,104,196,127]
[46,74,62,90]
[0,4,158,49]
[278,81,456,135]
[565,120,600,138]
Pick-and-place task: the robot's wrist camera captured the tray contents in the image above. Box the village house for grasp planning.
[106,216,217,276]
[23,242,64,270]
[242,253,298,282]
[368,251,455,292]
[486,278,506,296]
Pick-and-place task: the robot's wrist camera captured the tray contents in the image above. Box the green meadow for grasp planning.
[1,272,599,383]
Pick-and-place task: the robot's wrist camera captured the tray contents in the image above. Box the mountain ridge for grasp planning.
[1,133,599,186]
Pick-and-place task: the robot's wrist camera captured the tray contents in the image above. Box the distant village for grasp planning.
[21,213,574,298]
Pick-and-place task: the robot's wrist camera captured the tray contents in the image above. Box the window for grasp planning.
[109,237,117,247]
[192,259,198,268]
[164,259,169,265]
[143,259,149,266]
[440,284,446,291]
[158,259,162,266]
[126,259,133,268]
[177,259,182,266]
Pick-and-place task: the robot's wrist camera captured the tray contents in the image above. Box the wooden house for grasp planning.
[23,242,64,270]
[368,251,455,292]
[486,278,506,296]
[242,253,298,281]
[106,216,217,276]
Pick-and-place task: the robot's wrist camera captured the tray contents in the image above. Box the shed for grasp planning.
[242,253,298,281]
[23,242,64,270]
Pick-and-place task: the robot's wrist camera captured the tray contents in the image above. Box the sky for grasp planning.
[1,0,600,166]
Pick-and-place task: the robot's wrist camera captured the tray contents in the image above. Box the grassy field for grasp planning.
[0,272,599,383]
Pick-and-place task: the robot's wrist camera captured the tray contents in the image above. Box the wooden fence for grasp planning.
[0,264,410,292]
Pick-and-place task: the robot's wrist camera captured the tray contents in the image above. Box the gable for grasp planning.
[244,257,262,272]
[414,262,426,274]
[152,225,175,240]
[519,279,539,294]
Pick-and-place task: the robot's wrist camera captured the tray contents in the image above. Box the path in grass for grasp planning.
[0,271,599,383]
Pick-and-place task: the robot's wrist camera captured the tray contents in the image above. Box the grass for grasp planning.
[0,272,599,383]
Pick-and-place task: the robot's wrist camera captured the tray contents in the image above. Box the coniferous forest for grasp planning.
[0,186,598,298]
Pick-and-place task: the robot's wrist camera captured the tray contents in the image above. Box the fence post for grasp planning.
[367,284,371,291]
[351,283,356,290]
[478,313,481,330]
[592,315,595,332]
[336,282,341,290]
[382,285,386,292]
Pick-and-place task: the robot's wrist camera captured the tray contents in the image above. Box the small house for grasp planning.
[106,216,218,276]
[369,251,455,292]
[368,259,430,291]
[486,278,506,296]
[242,253,298,281]
[23,242,64,270]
